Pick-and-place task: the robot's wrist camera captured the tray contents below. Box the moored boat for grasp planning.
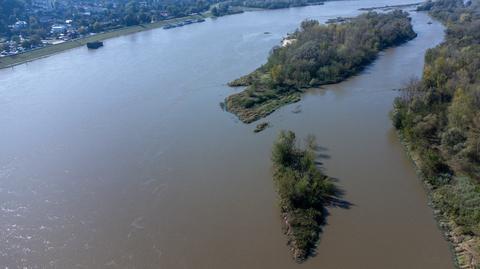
[86,41,103,49]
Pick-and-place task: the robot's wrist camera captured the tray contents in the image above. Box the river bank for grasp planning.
[397,133,479,268]
[0,15,206,70]
[389,1,480,267]
[0,2,328,70]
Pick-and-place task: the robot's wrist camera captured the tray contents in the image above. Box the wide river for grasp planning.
[0,1,455,268]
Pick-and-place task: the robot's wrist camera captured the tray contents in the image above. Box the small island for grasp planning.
[272,130,334,262]
[225,10,417,123]
[254,122,270,133]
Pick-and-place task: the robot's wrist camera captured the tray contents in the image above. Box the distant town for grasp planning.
[0,0,216,57]
[0,0,323,58]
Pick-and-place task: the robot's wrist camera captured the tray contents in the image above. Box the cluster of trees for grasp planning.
[0,0,219,40]
[0,0,45,49]
[254,10,416,89]
[211,2,243,17]
[391,0,479,240]
[272,130,334,261]
[226,11,416,123]
[112,0,213,26]
[2,16,47,49]
[229,0,322,9]
[0,0,26,35]
[210,0,321,17]
[63,0,215,31]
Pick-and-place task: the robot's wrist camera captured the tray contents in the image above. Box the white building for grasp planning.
[51,24,67,34]
[13,21,28,30]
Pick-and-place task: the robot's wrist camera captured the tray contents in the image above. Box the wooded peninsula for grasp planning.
[225,10,417,123]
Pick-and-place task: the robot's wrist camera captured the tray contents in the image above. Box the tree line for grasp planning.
[391,0,480,265]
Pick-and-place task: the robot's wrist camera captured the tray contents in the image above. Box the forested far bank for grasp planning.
[391,0,480,267]
[211,0,324,16]
[225,10,417,123]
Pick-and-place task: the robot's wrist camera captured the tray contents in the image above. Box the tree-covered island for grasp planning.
[225,10,417,123]
[272,130,334,262]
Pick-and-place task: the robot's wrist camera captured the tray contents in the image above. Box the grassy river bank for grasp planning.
[0,1,327,70]
[0,15,204,69]
[398,133,480,268]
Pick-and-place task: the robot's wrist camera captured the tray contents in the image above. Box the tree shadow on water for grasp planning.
[327,182,353,210]
[304,184,353,261]
[311,145,331,167]
[303,146,353,261]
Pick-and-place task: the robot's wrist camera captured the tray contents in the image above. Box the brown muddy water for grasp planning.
[0,1,454,268]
